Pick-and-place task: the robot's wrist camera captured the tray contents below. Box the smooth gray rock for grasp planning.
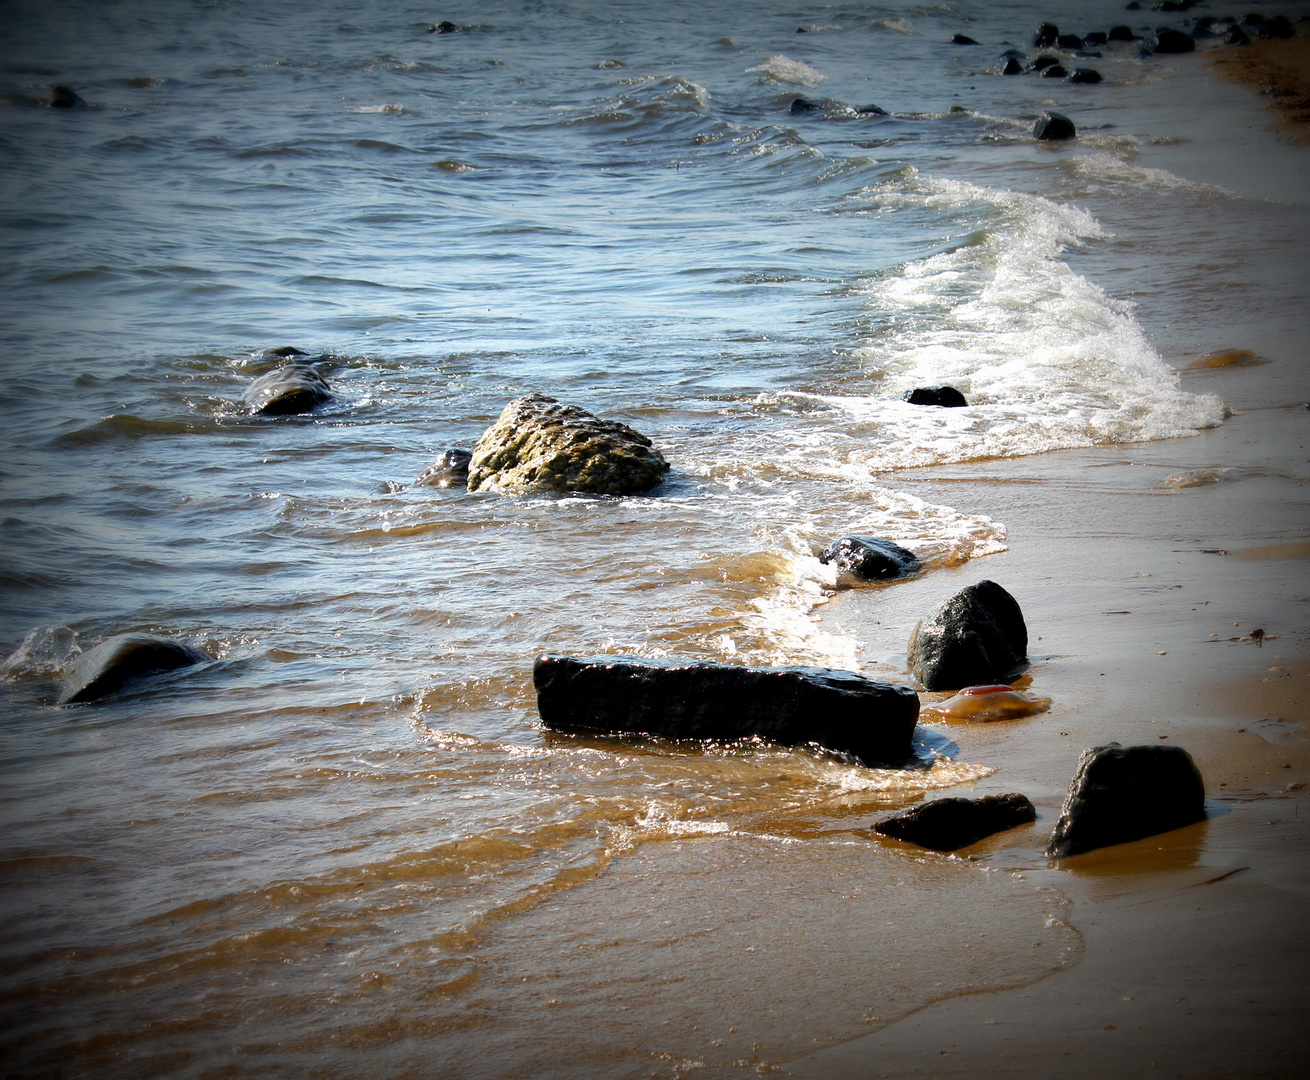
[819,536,921,581]
[907,580,1028,691]
[1046,742,1206,857]
[534,653,920,768]
[1033,110,1076,140]
[414,448,472,489]
[244,363,332,416]
[875,793,1037,852]
[59,633,211,704]
[467,394,669,495]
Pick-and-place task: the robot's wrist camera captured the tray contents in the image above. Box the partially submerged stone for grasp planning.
[59,633,211,704]
[902,385,968,407]
[414,448,473,488]
[907,580,1028,691]
[875,793,1037,852]
[244,363,333,416]
[534,653,919,768]
[467,394,670,495]
[1045,742,1206,858]
[1033,111,1076,140]
[819,536,921,582]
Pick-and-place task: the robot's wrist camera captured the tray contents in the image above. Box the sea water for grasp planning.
[0,1,1302,1076]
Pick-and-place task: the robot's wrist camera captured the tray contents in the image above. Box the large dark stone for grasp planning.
[907,580,1028,691]
[1040,64,1069,78]
[1108,25,1138,42]
[1057,33,1085,50]
[1045,743,1206,858]
[1067,67,1103,84]
[1149,29,1196,54]
[952,34,979,45]
[1034,22,1059,48]
[875,793,1037,852]
[1033,111,1076,141]
[467,394,669,495]
[819,536,921,581]
[50,86,86,108]
[1260,15,1294,40]
[902,385,968,407]
[414,448,472,488]
[244,363,333,416]
[1002,57,1025,75]
[534,654,920,768]
[59,633,211,704]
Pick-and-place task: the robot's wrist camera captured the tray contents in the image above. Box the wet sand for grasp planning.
[783,37,1310,1080]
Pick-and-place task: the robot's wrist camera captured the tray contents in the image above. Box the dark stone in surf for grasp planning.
[1067,67,1103,83]
[819,536,921,582]
[790,97,822,112]
[902,385,968,407]
[1108,25,1138,42]
[1226,25,1251,46]
[1034,22,1059,48]
[1033,111,1077,140]
[875,793,1037,852]
[1084,31,1108,45]
[244,363,333,415]
[414,448,472,488]
[427,21,460,34]
[1260,15,1295,40]
[907,580,1028,691]
[59,633,211,704]
[534,654,920,768]
[50,86,86,108]
[1045,743,1206,858]
[1041,63,1069,78]
[1002,57,1025,74]
[1032,54,1061,70]
[856,103,889,116]
[1149,29,1196,54]
[262,345,307,358]
[1057,34,1085,50]
[952,34,979,45]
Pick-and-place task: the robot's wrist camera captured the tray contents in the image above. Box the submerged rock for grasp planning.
[414,448,473,488]
[907,580,1028,691]
[1046,742,1206,858]
[1067,67,1103,84]
[1034,22,1059,48]
[902,385,968,407]
[59,633,211,704]
[819,536,921,582]
[875,793,1037,852]
[1033,111,1076,140]
[952,34,979,45]
[50,85,86,108]
[534,653,920,768]
[467,394,670,495]
[244,363,333,416]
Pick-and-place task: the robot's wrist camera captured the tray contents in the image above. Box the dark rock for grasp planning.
[1034,22,1059,47]
[1260,15,1294,39]
[59,633,211,704]
[1226,25,1251,45]
[1033,110,1077,140]
[952,34,979,45]
[50,85,86,108]
[1242,13,1266,27]
[1032,54,1061,69]
[427,21,460,33]
[790,96,822,112]
[1002,57,1025,74]
[1149,28,1196,53]
[466,393,670,495]
[1057,33,1085,49]
[819,536,921,581]
[1067,67,1103,83]
[856,103,889,116]
[907,580,1028,691]
[1045,742,1206,858]
[534,654,920,768]
[902,385,968,407]
[1084,31,1109,45]
[1108,25,1139,41]
[262,345,307,358]
[243,363,333,416]
[1041,63,1069,77]
[414,448,472,488]
[875,793,1037,852]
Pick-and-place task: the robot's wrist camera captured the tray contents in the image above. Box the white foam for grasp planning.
[746,55,826,87]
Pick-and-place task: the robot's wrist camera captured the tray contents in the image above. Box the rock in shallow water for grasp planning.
[1045,742,1206,858]
[59,633,211,704]
[534,653,919,768]
[468,394,670,495]
[1033,111,1076,140]
[244,363,333,416]
[875,793,1037,852]
[819,535,921,581]
[907,580,1028,691]
[414,448,473,488]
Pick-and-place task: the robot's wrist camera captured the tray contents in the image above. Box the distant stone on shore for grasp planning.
[874,793,1037,851]
[1046,742,1207,857]
[244,363,333,415]
[1033,110,1076,140]
[59,633,211,704]
[907,580,1028,691]
[467,394,670,495]
[534,653,920,768]
[1149,29,1196,54]
[819,535,921,581]
[414,448,472,488]
[902,385,968,407]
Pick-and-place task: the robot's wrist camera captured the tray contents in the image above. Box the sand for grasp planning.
[780,37,1310,1080]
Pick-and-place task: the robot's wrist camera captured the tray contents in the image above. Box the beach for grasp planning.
[786,35,1310,1080]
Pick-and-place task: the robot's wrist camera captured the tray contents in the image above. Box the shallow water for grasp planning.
[2,1,1307,1075]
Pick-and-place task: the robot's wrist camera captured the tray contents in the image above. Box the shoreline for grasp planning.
[1211,36,1310,143]
[783,36,1310,1080]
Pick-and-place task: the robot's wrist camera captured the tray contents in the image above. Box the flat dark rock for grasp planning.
[534,654,920,768]
[1046,742,1206,857]
[907,580,1028,691]
[59,633,211,704]
[244,363,333,416]
[875,793,1037,852]
[819,535,921,581]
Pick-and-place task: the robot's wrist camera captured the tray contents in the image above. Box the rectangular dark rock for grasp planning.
[534,653,919,768]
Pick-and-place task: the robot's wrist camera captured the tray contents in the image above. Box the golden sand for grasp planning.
[1211,36,1310,141]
